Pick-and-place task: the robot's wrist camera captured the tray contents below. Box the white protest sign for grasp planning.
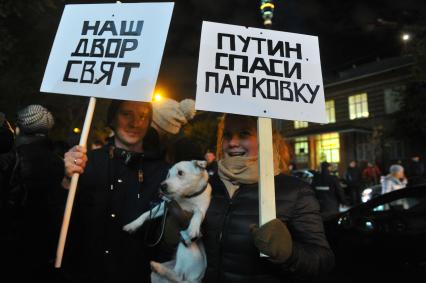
[41,3,173,102]
[196,21,327,123]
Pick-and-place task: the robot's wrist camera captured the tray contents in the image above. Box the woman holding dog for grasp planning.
[202,114,334,282]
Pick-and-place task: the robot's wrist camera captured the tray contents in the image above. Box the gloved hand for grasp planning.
[250,218,293,264]
[162,200,193,247]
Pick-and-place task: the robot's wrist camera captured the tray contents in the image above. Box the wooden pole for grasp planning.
[55,97,97,268]
[257,117,276,226]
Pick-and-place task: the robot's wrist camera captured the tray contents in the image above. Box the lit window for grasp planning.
[294,137,309,163]
[294,121,308,129]
[316,133,340,164]
[348,93,369,120]
[295,137,309,155]
[325,100,336,123]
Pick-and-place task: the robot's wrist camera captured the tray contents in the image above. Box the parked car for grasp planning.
[323,185,426,283]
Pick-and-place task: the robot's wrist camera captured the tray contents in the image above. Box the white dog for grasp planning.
[123,160,212,283]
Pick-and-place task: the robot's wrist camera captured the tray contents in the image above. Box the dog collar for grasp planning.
[185,183,208,199]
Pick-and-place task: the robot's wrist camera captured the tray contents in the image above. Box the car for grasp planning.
[323,185,426,283]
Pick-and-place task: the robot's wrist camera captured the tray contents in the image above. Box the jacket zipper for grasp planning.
[218,186,241,281]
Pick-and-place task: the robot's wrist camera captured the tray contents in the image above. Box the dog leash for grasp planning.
[144,196,170,248]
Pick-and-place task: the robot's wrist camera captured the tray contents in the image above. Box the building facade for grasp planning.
[276,56,417,175]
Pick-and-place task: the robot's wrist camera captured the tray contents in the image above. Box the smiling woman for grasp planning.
[201,113,335,282]
[216,114,289,173]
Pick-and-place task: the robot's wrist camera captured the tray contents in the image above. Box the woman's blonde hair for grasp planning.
[216,114,290,174]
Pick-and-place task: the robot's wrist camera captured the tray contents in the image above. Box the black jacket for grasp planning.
[311,173,347,216]
[2,135,65,281]
[63,144,169,283]
[202,174,334,283]
[345,167,362,187]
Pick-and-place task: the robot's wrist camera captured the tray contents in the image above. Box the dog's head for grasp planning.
[160,160,209,199]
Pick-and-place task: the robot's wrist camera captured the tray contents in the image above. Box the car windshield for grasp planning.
[372,196,426,212]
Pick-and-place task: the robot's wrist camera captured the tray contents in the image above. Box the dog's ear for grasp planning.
[193,160,207,170]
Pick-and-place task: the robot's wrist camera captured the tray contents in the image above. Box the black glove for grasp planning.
[250,218,293,264]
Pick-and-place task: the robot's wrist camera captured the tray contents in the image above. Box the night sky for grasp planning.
[1,0,425,104]
[149,0,426,99]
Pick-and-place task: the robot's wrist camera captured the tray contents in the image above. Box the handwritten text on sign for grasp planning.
[196,21,327,123]
[41,3,173,102]
[64,20,143,86]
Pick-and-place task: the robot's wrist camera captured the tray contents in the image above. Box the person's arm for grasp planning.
[282,185,335,280]
[251,185,335,280]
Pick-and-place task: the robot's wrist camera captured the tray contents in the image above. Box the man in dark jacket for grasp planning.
[406,155,426,186]
[345,160,362,205]
[62,100,169,283]
[312,162,347,217]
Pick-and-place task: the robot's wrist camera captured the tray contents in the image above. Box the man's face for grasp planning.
[112,101,151,150]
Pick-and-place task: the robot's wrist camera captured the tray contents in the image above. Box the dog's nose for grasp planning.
[160,182,168,193]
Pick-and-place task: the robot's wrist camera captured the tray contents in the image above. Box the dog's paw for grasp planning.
[185,226,201,241]
[123,222,139,233]
[150,261,163,274]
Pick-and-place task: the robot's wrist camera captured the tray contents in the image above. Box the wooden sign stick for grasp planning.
[257,117,277,228]
[55,97,97,268]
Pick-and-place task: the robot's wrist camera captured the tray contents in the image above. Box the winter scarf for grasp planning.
[218,155,280,197]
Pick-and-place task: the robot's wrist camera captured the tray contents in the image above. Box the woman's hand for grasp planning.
[250,218,293,264]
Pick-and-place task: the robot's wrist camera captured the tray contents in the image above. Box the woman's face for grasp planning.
[222,116,258,158]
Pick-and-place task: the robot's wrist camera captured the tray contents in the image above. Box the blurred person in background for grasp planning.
[204,149,217,176]
[3,105,65,282]
[362,161,382,186]
[406,155,425,186]
[312,162,348,217]
[345,160,362,205]
[382,164,407,194]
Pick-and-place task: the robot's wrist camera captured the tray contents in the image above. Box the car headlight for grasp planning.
[361,188,373,203]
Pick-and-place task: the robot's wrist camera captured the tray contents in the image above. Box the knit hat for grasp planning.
[389,164,404,174]
[152,98,196,135]
[16,104,54,135]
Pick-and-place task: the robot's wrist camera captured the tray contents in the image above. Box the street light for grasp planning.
[260,0,274,28]
[401,33,411,42]
[73,127,81,134]
[153,93,163,102]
